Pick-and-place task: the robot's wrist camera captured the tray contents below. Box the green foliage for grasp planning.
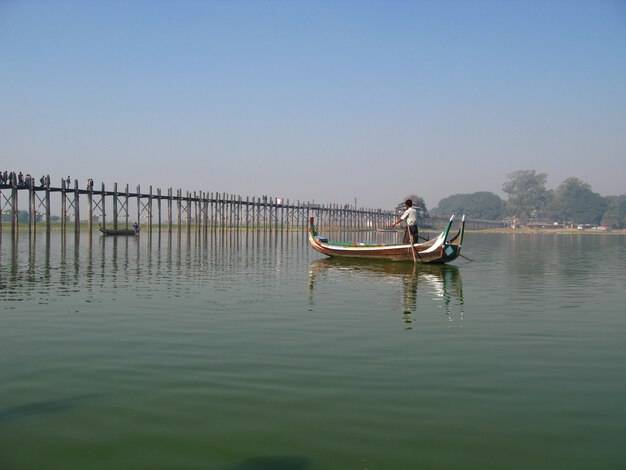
[1,210,28,223]
[601,195,626,229]
[1,210,44,223]
[549,177,606,225]
[395,175,622,227]
[436,192,503,220]
[502,170,551,222]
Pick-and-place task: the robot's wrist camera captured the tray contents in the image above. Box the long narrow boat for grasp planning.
[308,215,465,263]
[99,226,139,236]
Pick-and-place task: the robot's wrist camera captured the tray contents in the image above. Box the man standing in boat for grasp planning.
[391,199,419,244]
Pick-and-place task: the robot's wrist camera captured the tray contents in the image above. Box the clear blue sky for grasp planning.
[1,0,624,210]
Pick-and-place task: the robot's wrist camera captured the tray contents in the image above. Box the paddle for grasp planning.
[408,230,417,262]
[408,228,423,263]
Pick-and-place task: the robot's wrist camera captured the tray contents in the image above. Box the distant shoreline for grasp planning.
[462,228,626,235]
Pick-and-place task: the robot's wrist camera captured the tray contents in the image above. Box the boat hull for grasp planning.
[99,227,139,236]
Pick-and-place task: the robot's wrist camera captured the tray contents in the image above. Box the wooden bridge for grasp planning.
[0,178,398,235]
[0,177,506,235]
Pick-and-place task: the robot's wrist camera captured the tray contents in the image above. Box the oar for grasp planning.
[408,230,417,262]
[408,229,423,263]
[393,223,424,262]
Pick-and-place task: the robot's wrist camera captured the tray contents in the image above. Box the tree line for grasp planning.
[409,170,626,228]
[0,211,60,223]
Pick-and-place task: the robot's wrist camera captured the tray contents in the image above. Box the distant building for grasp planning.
[526,220,564,229]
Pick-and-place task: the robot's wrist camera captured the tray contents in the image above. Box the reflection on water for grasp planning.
[224,455,312,470]
[308,258,464,326]
[0,393,103,425]
[0,229,310,308]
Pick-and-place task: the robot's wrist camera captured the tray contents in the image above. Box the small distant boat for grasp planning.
[308,215,465,263]
[99,226,139,236]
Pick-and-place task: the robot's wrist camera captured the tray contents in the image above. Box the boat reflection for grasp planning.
[308,258,464,324]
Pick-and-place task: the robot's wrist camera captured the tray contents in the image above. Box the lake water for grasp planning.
[1,230,625,469]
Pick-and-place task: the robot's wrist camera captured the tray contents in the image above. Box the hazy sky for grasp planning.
[1,0,624,210]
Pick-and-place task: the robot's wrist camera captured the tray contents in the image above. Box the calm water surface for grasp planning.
[1,230,625,469]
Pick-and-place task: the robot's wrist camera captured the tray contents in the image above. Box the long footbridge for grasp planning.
[0,178,506,235]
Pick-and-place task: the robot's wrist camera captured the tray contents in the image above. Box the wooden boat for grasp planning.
[308,215,465,263]
[99,226,139,236]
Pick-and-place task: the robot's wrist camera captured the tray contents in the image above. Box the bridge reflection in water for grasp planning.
[308,259,464,326]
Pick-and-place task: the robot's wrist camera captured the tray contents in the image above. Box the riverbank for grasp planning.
[467,227,626,235]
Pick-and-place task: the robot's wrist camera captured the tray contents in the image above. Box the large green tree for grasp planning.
[502,170,551,222]
[396,194,428,219]
[600,195,626,228]
[549,177,606,225]
[436,192,503,220]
